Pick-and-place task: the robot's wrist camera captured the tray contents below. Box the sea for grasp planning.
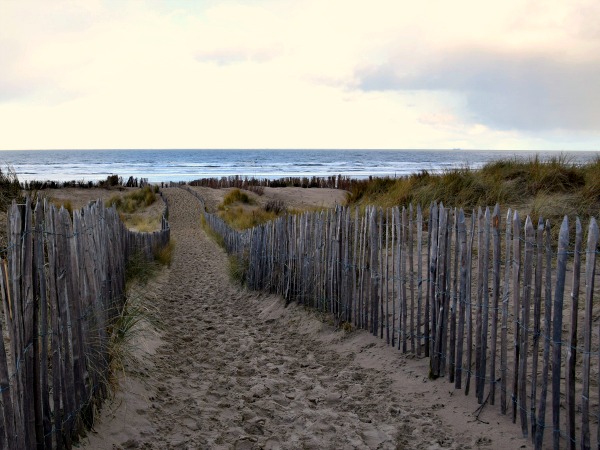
[0,149,597,184]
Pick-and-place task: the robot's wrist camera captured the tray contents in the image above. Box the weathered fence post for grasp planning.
[581,218,598,450]
[489,204,501,405]
[552,217,569,449]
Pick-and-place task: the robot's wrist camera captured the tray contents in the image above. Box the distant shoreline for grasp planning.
[3,149,598,184]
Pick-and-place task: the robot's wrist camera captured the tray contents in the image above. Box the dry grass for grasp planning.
[107,245,169,394]
[222,188,252,206]
[200,215,225,248]
[228,254,247,285]
[106,186,164,232]
[108,186,158,213]
[153,239,175,267]
[107,294,150,385]
[218,206,278,230]
[217,188,281,230]
[121,214,161,232]
[345,155,600,226]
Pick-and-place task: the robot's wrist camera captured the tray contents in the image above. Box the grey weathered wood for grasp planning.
[370,208,379,336]
[518,216,534,436]
[511,211,521,423]
[428,202,438,361]
[7,202,26,447]
[394,206,402,347]
[565,218,582,449]
[352,208,359,325]
[35,202,52,450]
[535,220,552,449]
[474,207,484,399]
[530,217,544,440]
[464,211,475,396]
[385,209,390,344]
[455,209,467,389]
[401,206,408,353]
[0,193,171,449]
[57,208,76,448]
[581,218,598,450]
[489,204,501,405]
[396,206,403,349]
[441,207,453,376]
[416,205,423,356]
[0,263,17,449]
[478,207,491,404]
[344,209,351,323]
[432,204,446,377]
[359,213,367,329]
[20,199,36,449]
[500,209,512,414]
[391,208,396,347]
[409,205,415,354]
[379,208,384,338]
[552,216,569,449]
[449,208,458,382]
[45,205,63,450]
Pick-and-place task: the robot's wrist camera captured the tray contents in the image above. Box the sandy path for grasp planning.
[83,187,531,450]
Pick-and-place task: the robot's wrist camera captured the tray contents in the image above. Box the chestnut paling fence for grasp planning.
[0,197,170,449]
[184,185,600,450]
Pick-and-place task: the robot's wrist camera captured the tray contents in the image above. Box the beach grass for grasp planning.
[107,186,165,231]
[218,206,278,230]
[153,239,175,267]
[222,188,252,206]
[0,165,23,211]
[125,251,159,285]
[228,254,247,285]
[201,215,226,248]
[216,189,282,230]
[123,214,162,232]
[345,155,600,224]
[106,243,170,395]
[108,185,158,213]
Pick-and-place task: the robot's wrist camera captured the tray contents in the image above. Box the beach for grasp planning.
[78,187,530,449]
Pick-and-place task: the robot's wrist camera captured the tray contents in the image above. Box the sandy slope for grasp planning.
[82,187,531,450]
[187,185,347,213]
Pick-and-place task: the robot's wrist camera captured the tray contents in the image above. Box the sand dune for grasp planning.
[82,187,530,449]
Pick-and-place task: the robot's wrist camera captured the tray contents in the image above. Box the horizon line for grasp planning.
[0,148,596,152]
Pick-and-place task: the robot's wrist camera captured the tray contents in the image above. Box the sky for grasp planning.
[0,0,599,151]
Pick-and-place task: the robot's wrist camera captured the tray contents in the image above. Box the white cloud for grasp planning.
[0,0,599,150]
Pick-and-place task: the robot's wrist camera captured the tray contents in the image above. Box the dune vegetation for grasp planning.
[344,155,600,225]
[216,188,280,230]
[108,185,164,232]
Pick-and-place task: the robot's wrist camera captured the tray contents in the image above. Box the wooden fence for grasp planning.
[188,174,357,190]
[187,184,600,450]
[0,197,170,449]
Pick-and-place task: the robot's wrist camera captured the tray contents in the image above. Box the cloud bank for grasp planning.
[0,0,598,150]
[359,50,600,132]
